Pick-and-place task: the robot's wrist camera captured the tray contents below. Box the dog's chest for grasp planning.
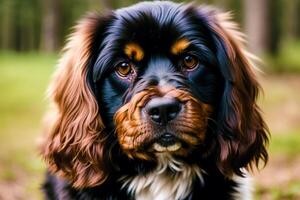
[121,156,203,200]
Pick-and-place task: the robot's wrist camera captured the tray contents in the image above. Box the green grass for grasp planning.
[269,130,300,157]
[0,52,57,199]
[256,181,300,200]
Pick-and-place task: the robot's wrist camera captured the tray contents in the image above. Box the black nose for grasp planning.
[145,97,182,125]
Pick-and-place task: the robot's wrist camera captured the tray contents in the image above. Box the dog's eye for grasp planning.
[182,55,199,70]
[115,62,135,78]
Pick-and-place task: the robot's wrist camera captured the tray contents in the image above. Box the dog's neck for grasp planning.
[121,154,203,200]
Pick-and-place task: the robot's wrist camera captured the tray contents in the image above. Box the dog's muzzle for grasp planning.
[142,96,182,151]
[114,87,212,160]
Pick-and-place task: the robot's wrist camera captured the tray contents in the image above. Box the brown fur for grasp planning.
[40,6,268,190]
[114,87,212,160]
[40,13,108,188]
[204,9,269,176]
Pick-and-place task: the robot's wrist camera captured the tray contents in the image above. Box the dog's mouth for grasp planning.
[139,131,196,155]
[152,132,182,152]
[153,142,182,152]
[117,127,204,160]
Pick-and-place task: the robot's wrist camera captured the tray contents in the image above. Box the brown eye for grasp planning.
[116,62,135,77]
[182,55,198,70]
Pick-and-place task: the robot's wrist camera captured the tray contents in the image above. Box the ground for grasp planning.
[0,53,299,200]
[254,75,300,200]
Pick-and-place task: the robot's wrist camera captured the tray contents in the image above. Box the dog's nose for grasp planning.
[145,97,181,125]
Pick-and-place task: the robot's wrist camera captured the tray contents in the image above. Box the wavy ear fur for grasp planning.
[40,13,112,188]
[201,8,269,176]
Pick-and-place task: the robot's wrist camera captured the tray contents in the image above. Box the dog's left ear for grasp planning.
[199,8,269,176]
[40,13,113,188]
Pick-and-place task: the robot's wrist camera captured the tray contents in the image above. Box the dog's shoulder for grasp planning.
[43,172,131,200]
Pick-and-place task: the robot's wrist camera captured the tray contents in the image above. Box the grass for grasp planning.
[0,52,57,199]
[255,73,300,200]
[0,52,299,199]
[256,181,300,200]
[269,130,300,157]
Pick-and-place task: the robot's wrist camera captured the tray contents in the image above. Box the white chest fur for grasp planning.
[121,154,203,200]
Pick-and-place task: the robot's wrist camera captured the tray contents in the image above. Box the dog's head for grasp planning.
[41,1,269,188]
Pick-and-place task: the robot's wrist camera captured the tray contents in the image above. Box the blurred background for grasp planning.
[0,0,299,199]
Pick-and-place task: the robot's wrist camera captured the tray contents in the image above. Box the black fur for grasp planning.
[43,170,238,200]
[43,1,267,199]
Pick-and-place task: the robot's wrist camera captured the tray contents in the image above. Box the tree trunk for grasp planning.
[287,0,300,39]
[40,0,61,52]
[268,0,281,55]
[0,0,16,50]
[297,0,300,38]
[243,0,270,55]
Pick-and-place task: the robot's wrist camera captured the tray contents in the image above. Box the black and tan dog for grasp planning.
[40,1,269,199]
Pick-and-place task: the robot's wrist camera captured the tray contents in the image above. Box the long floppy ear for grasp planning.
[40,13,112,188]
[201,8,269,176]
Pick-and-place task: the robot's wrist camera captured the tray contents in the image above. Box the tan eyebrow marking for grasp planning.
[124,43,144,61]
[171,38,190,55]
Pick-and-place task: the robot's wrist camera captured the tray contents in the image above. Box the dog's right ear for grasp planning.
[40,12,113,188]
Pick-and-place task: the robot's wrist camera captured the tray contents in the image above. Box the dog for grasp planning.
[40,1,269,199]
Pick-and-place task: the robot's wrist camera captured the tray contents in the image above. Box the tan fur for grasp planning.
[124,43,144,61]
[114,86,212,160]
[171,38,190,55]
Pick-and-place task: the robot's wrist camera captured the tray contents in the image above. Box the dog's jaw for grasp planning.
[120,154,204,200]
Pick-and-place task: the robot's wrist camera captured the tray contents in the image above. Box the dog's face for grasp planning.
[41,1,268,188]
[94,4,222,159]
